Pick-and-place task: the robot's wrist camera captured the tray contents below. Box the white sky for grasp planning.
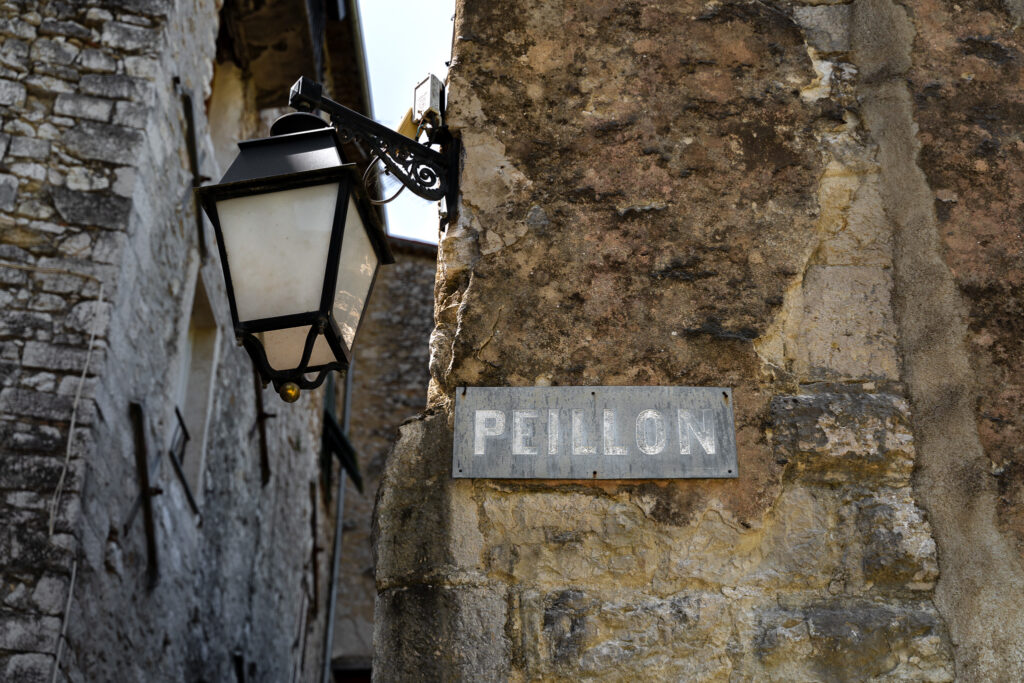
[356,0,456,244]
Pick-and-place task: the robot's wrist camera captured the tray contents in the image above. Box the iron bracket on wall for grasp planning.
[287,76,459,222]
[250,362,275,487]
[175,78,211,259]
[126,402,160,589]
[167,406,200,518]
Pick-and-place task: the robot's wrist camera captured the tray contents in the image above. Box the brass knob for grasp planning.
[279,382,301,403]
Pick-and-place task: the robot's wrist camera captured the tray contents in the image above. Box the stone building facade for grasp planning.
[331,237,437,677]
[0,1,385,681]
[374,0,1024,681]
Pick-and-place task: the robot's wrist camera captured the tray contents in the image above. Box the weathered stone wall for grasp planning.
[331,238,437,670]
[1,1,340,681]
[900,2,1024,676]
[374,0,1024,680]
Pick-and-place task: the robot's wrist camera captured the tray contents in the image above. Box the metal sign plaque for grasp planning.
[453,386,738,479]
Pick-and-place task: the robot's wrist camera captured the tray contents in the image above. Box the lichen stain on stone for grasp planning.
[909,2,1024,562]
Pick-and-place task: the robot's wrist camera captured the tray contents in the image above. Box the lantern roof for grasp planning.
[220,125,343,185]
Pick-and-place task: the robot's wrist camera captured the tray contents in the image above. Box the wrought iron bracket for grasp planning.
[288,76,458,214]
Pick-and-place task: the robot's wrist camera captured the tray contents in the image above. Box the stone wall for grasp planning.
[331,238,437,672]
[374,0,1024,680]
[1,1,343,681]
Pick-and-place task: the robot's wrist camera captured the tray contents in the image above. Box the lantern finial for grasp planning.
[279,382,301,402]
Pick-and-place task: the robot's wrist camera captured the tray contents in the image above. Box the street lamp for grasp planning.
[197,111,393,402]
[197,78,456,402]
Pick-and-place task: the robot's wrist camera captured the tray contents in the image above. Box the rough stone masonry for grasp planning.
[374,0,1024,680]
[0,1,346,681]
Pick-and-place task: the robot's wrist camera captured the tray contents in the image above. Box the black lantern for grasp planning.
[197,112,394,402]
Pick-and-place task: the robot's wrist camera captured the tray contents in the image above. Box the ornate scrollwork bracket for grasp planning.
[288,76,457,207]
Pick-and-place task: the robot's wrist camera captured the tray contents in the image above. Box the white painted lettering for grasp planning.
[548,410,559,455]
[635,409,666,455]
[512,410,539,455]
[602,409,627,455]
[678,409,716,454]
[572,409,596,455]
[474,410,505,455]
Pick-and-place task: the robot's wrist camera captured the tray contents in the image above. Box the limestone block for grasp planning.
[374,414,454,585]
[21,341,102,373]
[0,38,29,73]
[65,167,111,192]
[2,582,29,610]
[77,49,117,73]
[0,613,61,651]
[7,136,50,160]
[479,490,668,588]
[751,486,842,589]
[16,199,54,221]
[19,371,57,390]
[0,388,94,424]
[0,454,75,495]
[797,265,898,380]
[9,162,47,181]
[101,21,155,53]
[856,488,939,588]
[30,38,80,66]
[0,173,17,211]
[0,264,29,286]
[35,124,59,142]
[0,78,27,107]
[123,56,160,79]
[0,310,52,338]
[5,119,35,137]
[57,232,92,259]
[39,19,91,41]
[516,588,732,680]
[65,299,110,334]
[51,186,131,229]
[815,169,892,267]
[108,0,174,17]
[0,17,38,40]
[751,603,952,681]
[112,101,148,128]
[771,391,915,484]
[477,486,843,595]
[4,424,62,452]
[54,94,113,122]
[78,73,150,101]
[459,130,530,215]
[84,9,115,26]
[61,121,143,165]
[91,231,125,264]
[374,583,509,682]
[3,653,52,683]
[5,490,46,511]
[57,376,97,398]
[449,481,485,570]
[22,74,75,95]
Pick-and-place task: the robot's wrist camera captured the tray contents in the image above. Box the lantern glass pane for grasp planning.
[217,183,340,322]
[258,326,336,371]
[332,198,378,350]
